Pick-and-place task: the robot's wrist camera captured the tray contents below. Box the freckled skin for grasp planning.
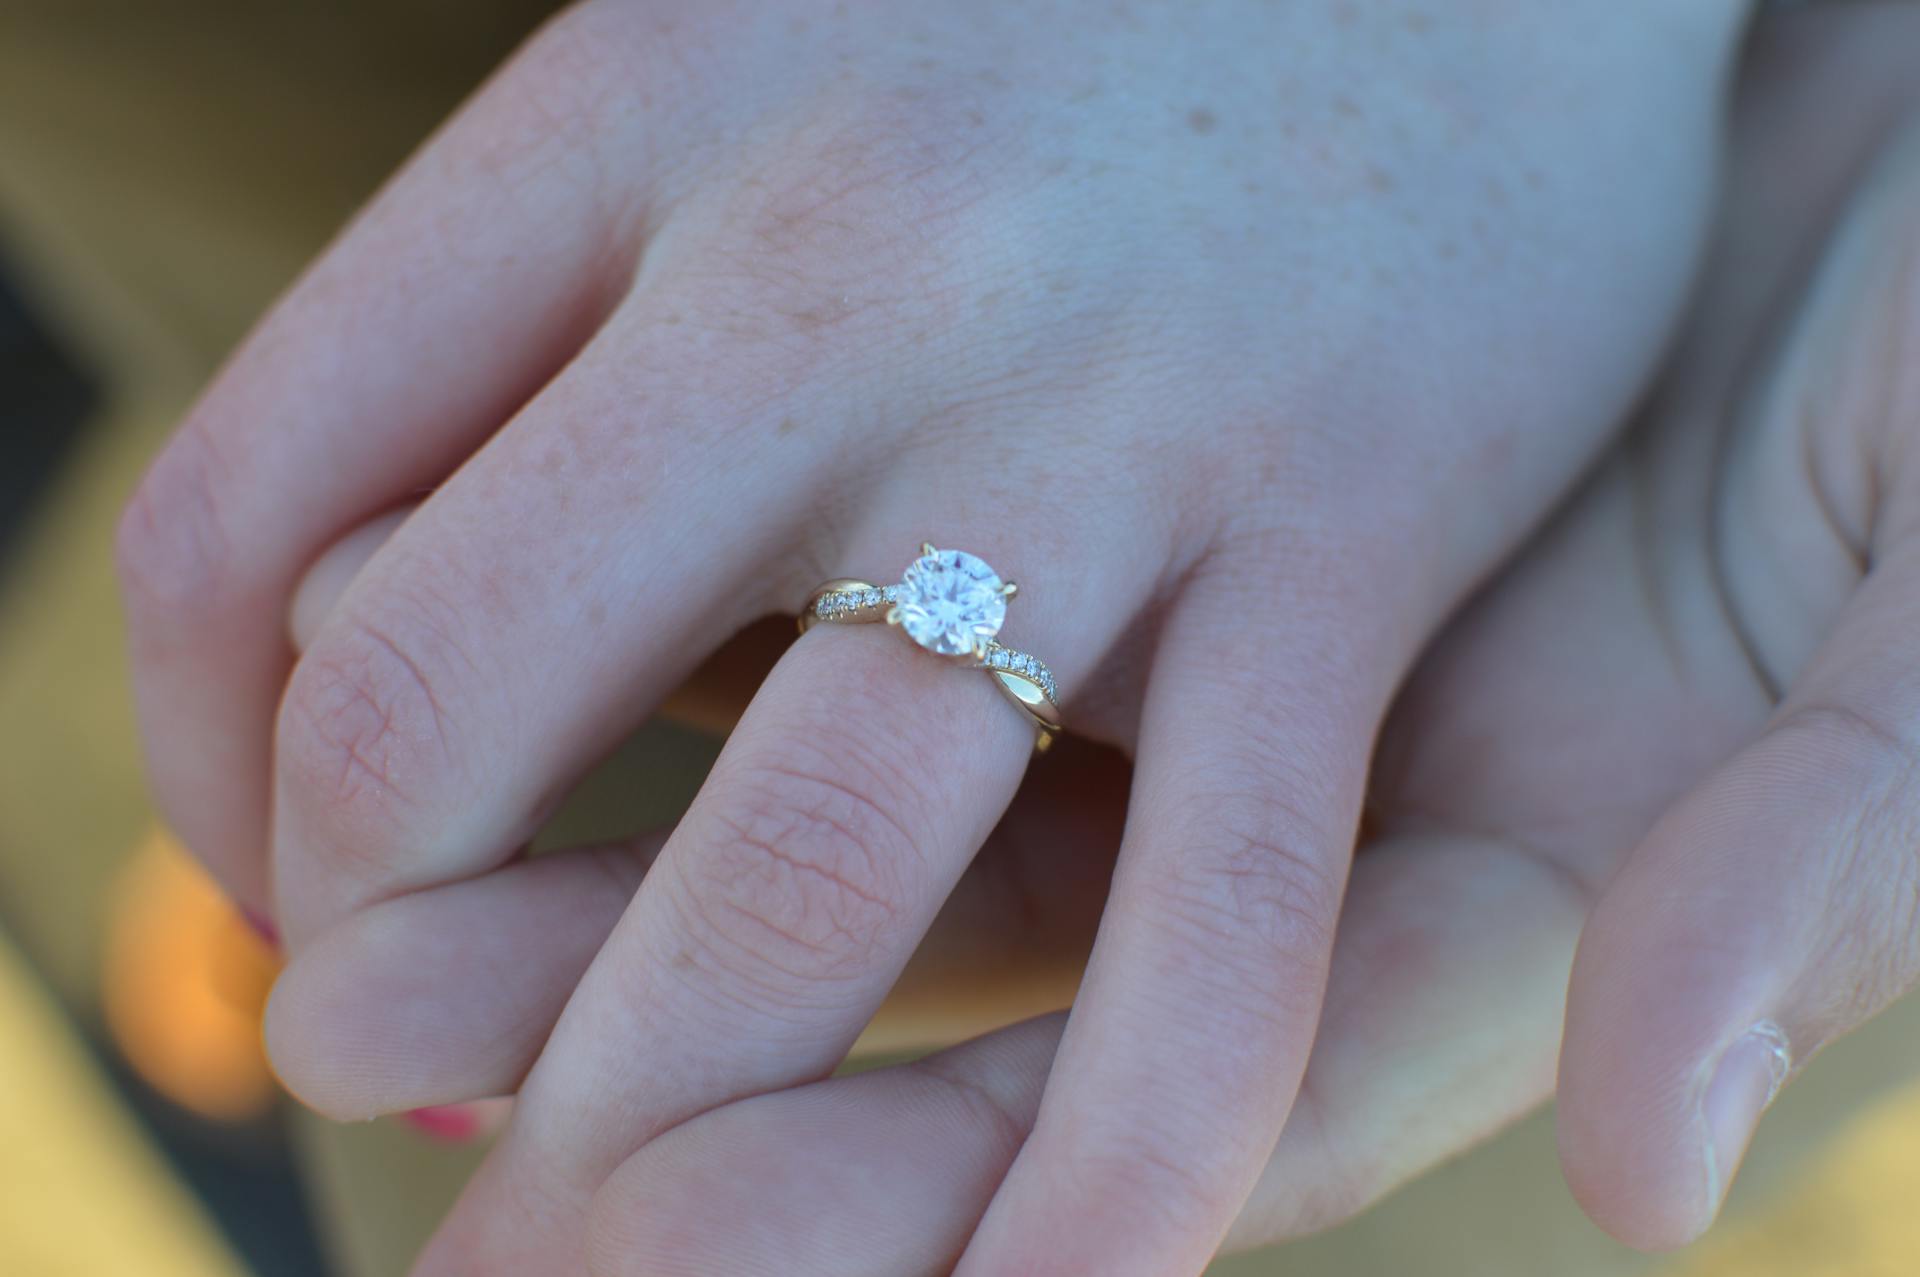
[118,2,1760,1275]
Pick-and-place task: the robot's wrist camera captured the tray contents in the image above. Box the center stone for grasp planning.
[897,548,1007,656]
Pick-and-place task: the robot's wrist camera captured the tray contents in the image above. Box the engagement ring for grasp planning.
[800,543,1062,750]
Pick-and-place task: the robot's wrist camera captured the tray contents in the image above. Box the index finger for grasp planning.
[116,6,652,910]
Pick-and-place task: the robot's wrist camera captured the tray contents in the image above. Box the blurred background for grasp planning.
[4,2,1920,1274]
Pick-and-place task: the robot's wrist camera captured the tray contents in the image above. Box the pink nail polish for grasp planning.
[401,1104,482,1143]
[1700,1021,1791,1220]
[240,906,280,949]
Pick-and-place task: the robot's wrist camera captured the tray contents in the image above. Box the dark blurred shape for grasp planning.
[103,1050,332,1277]
[0,253,95,570]
[0,254,327,1275]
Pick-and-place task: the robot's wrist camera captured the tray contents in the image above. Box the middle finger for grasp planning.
[268,297,854,948]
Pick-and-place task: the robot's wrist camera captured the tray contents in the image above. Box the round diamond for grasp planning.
[897,548,1007,656]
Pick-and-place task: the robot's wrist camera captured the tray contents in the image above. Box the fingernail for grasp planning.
[400,1104,482,1143]
[1700,1020,1791,1221]
[240,906,280,950]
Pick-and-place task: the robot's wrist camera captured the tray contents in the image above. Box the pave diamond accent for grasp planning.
[814,585,899,619]
[983,642,1057,705]
[896,548,1007,657]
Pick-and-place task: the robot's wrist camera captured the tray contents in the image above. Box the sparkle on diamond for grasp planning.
[897,548,1006,656]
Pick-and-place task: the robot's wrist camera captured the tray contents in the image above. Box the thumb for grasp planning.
[1558,109,1920,1249]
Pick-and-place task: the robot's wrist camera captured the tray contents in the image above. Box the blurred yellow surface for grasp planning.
[0,926,242,1276]
[1661,1082,1920,1277]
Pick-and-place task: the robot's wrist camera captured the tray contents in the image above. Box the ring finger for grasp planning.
[409,510,1156,1275]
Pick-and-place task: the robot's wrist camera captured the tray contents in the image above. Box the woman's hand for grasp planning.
[330,7,1920,1270]
[117,1,1746,1271]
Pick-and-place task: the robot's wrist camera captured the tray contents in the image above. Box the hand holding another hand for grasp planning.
[115,2,1872,1272]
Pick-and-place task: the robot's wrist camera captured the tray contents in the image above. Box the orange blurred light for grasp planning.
[102,829,280,1122]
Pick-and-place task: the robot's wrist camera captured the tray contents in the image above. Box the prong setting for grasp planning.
[895,546,1008,656]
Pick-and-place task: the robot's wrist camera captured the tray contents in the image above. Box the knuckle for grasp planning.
[683,83,1027,352]
[1065,1129,1222,1239]
[1772,705,1920,1027]
[757,102,999,255]
[671,745,928,994]
[276,601,467,847]
[487,2,633,142]
[438,0,658,236]
[511,0,632,79]
[116,417,241,625]
[1137,796,1345,1018]
[1735,703,1920,1040]
[1771,701,1920,783]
